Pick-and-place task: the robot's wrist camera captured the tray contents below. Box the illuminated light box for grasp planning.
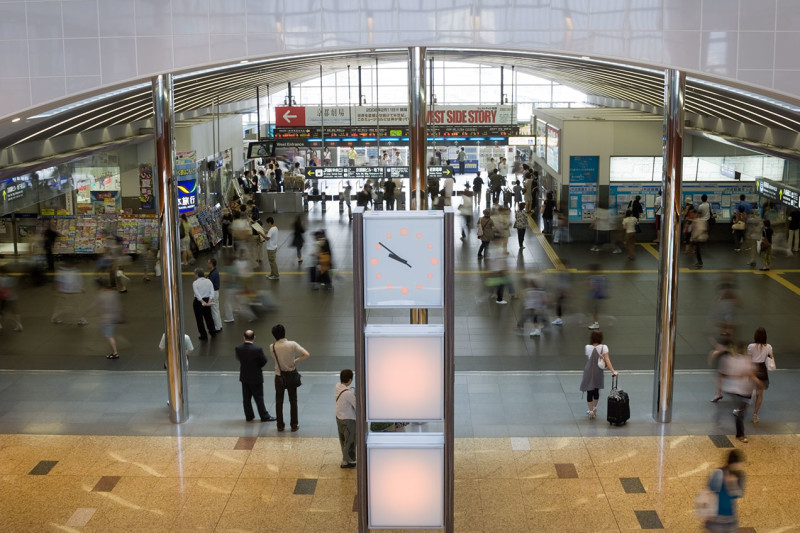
[368,434,444,529]
[365,325,444,422]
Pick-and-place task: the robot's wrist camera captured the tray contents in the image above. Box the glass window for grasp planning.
[610,157,656,181]
[443,85,480,104]
[377,86,408,105]
[480,85,502,105]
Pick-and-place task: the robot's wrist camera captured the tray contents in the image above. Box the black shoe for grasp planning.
[291,426,299,432]
[277,426,285,432]
[245,418,255,422]
[198,336,208,341]
[261,416,277,422]
[340,462,357,469]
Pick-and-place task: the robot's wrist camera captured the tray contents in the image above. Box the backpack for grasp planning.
[694,469,721,519]
[477,219,484,238]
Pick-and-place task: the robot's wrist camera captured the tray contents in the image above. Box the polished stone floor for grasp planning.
[1,431,792,532]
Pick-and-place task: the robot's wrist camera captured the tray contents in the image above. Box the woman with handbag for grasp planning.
[731,205,747,251]
[579,330,618,419]
[759,219,773,271]
[269,324,310,432]
[747,327,775,424]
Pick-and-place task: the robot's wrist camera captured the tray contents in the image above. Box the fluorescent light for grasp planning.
[28,83,150,119]
[11,118,20,123]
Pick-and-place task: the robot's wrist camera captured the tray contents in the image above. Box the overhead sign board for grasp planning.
[303,166,409,180]
[275,105,514,128]
[246,141,276,159]
[758,178,799,208]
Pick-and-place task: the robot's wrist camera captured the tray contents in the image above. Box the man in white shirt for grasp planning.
[159,332,194,370]
[261,217,279,280]
[192,269,216,340]
[335,368,357,468]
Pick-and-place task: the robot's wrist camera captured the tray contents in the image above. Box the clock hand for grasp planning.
[378,242,412,268]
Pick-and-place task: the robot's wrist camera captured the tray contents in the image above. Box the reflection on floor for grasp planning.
[1,433,794,532]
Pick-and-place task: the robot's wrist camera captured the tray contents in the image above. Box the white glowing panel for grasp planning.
[363,210,445,308]
[366,325,444,422]
[368,434,444,529]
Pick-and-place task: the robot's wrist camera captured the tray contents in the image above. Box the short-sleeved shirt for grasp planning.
[266,226,278,251]
[269,339,305,375]
[622,216,638,234]
[747,343,772,363]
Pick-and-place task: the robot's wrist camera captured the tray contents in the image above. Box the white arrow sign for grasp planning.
[282,109,298,123]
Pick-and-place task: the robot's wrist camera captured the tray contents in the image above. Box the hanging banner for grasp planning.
[176,151,197,213]
[139,163,154,210]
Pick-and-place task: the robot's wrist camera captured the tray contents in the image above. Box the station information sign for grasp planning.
[758,178,800,208]
[425,166,456,179]
[303,166,392,180]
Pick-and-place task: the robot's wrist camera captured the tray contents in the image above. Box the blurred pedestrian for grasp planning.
[579,330,617,420]
[180,214,192,266]
[621,209,639,260]
[0,267,23,332]
[747,327,775,424]
[459,184,474,241]
[50,262,87,326]
[292,214,305,263]
[97,280,121,359]
[587,264,606,330]
[473,173,484,207]
[159,331,193,370]
[42,219,60,273]
[517,275,547,336]
[514,202,528,249]
[335,369,357,468]
[269,324,310,432]
[311,230,333,290]
[541,191,556,234]
[476,209,494,259]
[719,344,760,442]
[207,258,222,332]
[654,190,662,243]
[759,219,773,271]
[731,205,746,251]
[702,449,745,533]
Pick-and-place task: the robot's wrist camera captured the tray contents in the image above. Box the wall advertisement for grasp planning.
[568,156,599,222]
[176,151,197,213]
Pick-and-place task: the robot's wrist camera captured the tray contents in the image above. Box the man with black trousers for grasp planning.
[235,329,277,422]
[191,268,216,341]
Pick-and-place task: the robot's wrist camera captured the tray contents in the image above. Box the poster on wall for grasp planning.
[90,191,119,215]
[176,151,197,213]
[139,163,154,210]
[546,125,560,173]
[609,182,754,222]
[568,156,599,222]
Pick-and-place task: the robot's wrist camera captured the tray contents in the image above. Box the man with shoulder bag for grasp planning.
[269,324,310,432]
[477,209,495,259]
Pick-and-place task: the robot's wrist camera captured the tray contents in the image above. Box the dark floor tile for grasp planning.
[352,494,359,512]
[634,510,664,529]
[293,478,317,495]
[28,460,58,475]
[736,528,756,533]
[709,434,734,448]
[620,477,646,494]
[554,463,578,479]
[234,437,257,450]
[92,476,121,492]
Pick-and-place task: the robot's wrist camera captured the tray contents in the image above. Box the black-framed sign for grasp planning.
[246,141,277,160]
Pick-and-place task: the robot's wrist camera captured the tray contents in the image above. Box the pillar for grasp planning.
[408,46,427,211]
[152,74,190,424]
[652,69,684,423]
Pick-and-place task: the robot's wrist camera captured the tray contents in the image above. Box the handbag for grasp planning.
[594,346,606,369]
[272,345,302,388]
[766,354,776,371]
[732,220,745,231]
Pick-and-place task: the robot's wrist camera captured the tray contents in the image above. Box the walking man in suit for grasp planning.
[235,329,277,422]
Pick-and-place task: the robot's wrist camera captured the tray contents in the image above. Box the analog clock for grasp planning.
[363,211,444,308]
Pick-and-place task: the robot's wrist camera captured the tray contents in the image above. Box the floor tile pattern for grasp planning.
[709,434,735,448]
[28,459,57,475]
[2,433,794,532]
[620,477,646,494]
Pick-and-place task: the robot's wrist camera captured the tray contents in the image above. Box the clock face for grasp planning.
[363,211,444,308]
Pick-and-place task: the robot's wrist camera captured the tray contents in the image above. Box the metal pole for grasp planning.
[320,64,325,164]
[256,85,261,141]
[408,46,427,211]
[152,74,189,424]
[443,209,455,533]
[352,207,368,533]
[500,65,504,105]
[358,66,362,106]
[653,69,684,423]
[375,58,380,168]
[11,213,18,258]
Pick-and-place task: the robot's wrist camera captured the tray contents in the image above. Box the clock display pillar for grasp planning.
[353,207,454,532]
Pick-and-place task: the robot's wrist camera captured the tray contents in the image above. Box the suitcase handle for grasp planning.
[611,374,618,390]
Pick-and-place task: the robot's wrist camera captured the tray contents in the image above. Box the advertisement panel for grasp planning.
[176,151,197,213]
[568,156,599,222]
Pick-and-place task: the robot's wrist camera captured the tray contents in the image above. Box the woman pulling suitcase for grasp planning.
[579,330,619,420]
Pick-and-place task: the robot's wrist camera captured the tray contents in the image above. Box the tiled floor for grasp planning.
[1,432,796,532]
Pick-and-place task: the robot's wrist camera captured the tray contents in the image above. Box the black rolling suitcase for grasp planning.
[607,374,630,425]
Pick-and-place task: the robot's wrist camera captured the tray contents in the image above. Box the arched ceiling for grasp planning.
[2,48,800,171]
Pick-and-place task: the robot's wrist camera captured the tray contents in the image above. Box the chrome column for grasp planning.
[443,209,455,533]
[408,46,427,211]
[153,74,189,424]
[653,69,684,423]
[352,207,368,533]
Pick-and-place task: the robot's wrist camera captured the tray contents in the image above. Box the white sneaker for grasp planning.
[588,322,600,330]
[530,328,541,337]
[551,318,563,326]
[496,300,508,305]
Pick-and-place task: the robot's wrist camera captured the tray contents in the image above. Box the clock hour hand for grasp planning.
[379,242,412,268]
